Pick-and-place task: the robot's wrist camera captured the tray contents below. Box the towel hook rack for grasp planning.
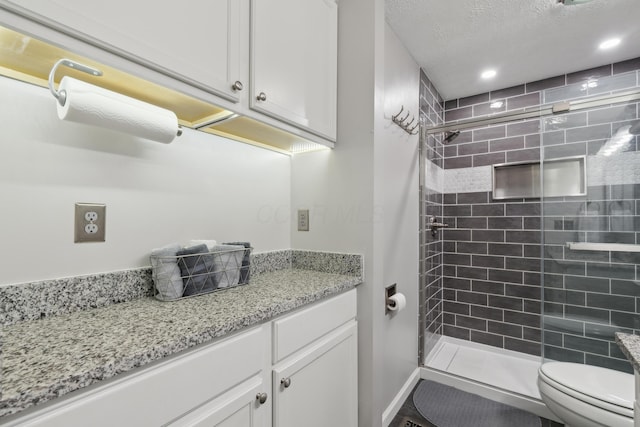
[391,105,419,135]
[48,58,103,107]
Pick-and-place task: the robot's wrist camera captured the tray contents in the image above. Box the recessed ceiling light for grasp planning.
[481,69,497,79]
[599,38,621,50]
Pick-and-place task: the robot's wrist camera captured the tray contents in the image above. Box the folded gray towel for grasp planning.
[223,242,251,284]
[150,243,184,301]
[177,244,217,296]
[211,244,245,288]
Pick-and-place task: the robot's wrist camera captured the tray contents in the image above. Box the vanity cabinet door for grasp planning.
[250,0,337,141]
[168,375,269,427]
[1,0,245,102]
[272,321,357,427]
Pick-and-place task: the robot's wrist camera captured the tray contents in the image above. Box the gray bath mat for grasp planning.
[413,380,541,427]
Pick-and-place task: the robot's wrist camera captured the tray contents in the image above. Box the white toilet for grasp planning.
[538,361,634,427]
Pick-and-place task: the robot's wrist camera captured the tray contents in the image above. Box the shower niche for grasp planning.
[492,156,586,200]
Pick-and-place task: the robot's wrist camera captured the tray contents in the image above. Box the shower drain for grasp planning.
[399,416,426,427]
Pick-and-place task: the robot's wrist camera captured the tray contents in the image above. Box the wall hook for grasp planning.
[391,105,420,135]
[392,105,405,121]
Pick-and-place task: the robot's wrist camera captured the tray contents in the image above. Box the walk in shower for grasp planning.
[417,61,640,413]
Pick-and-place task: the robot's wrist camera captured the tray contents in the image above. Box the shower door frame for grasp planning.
[424,89,640,135]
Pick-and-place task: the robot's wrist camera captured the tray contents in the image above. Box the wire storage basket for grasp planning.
[150,244,251,301]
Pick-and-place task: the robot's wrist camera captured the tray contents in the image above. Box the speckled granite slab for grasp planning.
[0,249,360,326]
[292,250,363,276]
[0,251,362,418]
[615,332,640,372]
[0,269,153,326]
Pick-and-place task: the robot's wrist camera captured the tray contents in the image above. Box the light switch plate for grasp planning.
[75,203,106,243]
[297,209,309,231]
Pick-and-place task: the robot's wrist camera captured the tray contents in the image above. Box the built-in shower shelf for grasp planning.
[492,156,586,200]
[566,242,640,252]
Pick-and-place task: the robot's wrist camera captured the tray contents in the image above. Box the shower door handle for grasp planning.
[429,216,449,236]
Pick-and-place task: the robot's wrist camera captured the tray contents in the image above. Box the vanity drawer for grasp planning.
[272,289,356,363]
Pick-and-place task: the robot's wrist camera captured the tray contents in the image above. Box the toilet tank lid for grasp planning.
[540,362,634,410]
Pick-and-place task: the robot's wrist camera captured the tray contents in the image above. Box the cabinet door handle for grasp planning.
[256,392,268,404]
[231,81,243,92]
[280,377,291,388]
[256,92,267,102]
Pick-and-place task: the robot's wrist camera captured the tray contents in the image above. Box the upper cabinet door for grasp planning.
[250,0,337,141]
[4,0,245,102]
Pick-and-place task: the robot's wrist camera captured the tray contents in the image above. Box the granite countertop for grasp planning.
[615,332,640,372]
[0,268,361,417]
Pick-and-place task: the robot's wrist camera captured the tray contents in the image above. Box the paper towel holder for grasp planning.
[48,58,103,107]
[48,58,183,137]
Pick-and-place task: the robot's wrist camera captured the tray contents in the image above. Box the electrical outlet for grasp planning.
[85,211,98,222]
[297,209,309,231]
[75,203,106,243]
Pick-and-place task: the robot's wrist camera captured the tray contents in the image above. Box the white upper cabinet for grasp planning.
[3,0,245,102]
[250,0,337,140]
[0,0,338,145]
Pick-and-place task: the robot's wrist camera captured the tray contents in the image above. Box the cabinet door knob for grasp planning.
[256,392,268,404]
[280,377,291,388]
[256,92,267,102]
[231,81,243,91]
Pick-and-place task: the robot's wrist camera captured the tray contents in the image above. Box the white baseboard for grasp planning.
[382,367,421,427]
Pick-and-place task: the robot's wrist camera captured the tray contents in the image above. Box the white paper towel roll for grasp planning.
[387,293,406,312]
[56,76,179,144]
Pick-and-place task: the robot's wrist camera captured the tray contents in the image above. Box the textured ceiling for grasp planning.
[385,0,640,100]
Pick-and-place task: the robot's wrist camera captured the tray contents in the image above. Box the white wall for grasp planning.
[291,4,419,426]
[0,76,291,286]
[291,0,380,425]
[378,24,420,418]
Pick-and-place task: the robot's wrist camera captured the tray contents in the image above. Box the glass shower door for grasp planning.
[540,99,640,373]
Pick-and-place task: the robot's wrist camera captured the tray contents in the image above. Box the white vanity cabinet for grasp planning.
[250,0,338,140]
[271,289,358,427]
[168,375,268,427]
[1,0,245,103]
[272,323,357,427]
[635,369,639,427]
[3,289,357,427]
[7,325,271,427]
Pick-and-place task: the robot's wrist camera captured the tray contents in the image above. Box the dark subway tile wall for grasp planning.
[443,186,640,372]
[442,192,543,356]
[442,57,640,170]
[419,70,445,360]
